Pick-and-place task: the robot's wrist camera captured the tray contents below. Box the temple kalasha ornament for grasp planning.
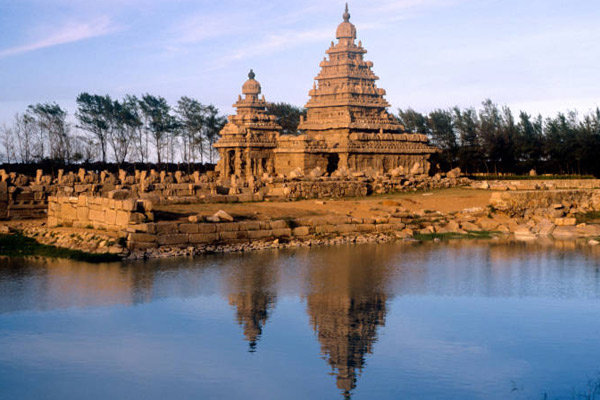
[215,4,438,182]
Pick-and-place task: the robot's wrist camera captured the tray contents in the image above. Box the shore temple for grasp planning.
[215,4,438,182]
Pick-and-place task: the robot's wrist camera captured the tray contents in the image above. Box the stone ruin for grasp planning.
[214,4,438,184]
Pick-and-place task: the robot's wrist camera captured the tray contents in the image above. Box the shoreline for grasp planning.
[2,185,600,262]
[2,224,599,262]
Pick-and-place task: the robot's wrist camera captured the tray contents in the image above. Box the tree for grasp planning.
[27,102,71,162]
[176,96,205,166]
[515,111,544,171]
[203,105,226,164]
[76,93,112,163]
[13,113,38,163]
[397,108,428,134]
[427,109,457,169]
[139,94,178,164]
[108,96,142,165]
[0,123,15,163]
[266,102,306,135]
[453,107,481,173]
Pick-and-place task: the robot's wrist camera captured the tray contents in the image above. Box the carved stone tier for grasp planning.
[274,5,438,176]
[214,70,281,181]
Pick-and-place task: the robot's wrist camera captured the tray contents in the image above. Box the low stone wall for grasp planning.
[126,215,406,251]
[48,194,152,232]
[0,180,49,219]
[473,179,600,191]
[490,190,600,217]
[266,180,368,199]
[1,165,471,219]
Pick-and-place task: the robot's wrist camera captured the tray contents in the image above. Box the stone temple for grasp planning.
[215,4,438,182]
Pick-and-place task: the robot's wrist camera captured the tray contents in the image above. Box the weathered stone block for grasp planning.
[235,230,249,240]
[325,216,350,225]
[132,223,156,234]
[127,241,156,250]
[247,230,273,239]
[358,224,376,232]
[156,222,179,235]
[62,204,77,220]
[219,231,239,240]
[272,228,292,237]
[76,206,89,221]
[375,224,393,232]
[157,234,188,246]
[292,226,310,236]
[179,223,199,234]
[334,224,357,233]
[238,221,261,231]
[105,209,117,225]
[189,233,218,244]
[555,217,576,226]
[270,220,289,229]
[197,223,217,233]
[217,222,239,232]
[89,209,105,222]
[315,225,335,234]
[115,210,130,226]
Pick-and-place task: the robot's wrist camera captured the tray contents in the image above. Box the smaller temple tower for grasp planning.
[214,70,281,182]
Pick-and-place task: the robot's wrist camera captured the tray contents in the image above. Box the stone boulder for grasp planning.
[289,167,304,179]
[309,167,324,178]
[213,210,234,222]
[447,167,461,179]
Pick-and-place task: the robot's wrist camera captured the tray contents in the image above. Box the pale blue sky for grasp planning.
[0,0,598,125]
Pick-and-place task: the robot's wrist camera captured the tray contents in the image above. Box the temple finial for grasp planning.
[248,69,255,80]
[343,3,350,22]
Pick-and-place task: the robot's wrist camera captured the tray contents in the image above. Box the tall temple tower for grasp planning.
[275,4,437,176]
[214,70,281,181]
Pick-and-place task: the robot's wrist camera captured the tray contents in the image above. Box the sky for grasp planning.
[0,0,599,125]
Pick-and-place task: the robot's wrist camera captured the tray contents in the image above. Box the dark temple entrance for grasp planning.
[326,153,339,174]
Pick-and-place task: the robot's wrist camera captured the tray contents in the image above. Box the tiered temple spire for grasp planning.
[299,4,404,132]
[214,70,281,180]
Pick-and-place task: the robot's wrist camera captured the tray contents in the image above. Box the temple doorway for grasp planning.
[327,153,339,174]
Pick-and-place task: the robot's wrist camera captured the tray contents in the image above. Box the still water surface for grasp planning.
[2,241,600,399]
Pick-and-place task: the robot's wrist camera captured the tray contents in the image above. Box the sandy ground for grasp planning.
[0,188,493,231]
[158,188,493,221]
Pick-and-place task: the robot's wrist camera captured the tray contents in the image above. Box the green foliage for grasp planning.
[27,102,71,162]
[0,233,121,263]
[414,230,495,241]
[139,94,179,164]
[397,102,600,177]
[266,102,307,135]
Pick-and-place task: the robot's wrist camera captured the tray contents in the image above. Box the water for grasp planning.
[2,241,600,400]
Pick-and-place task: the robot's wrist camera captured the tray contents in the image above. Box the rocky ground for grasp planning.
[2,187,600,260]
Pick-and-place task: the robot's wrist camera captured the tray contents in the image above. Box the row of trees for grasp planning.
[398,100,600,176]
[0,94,227,167]
[2,96,599,176]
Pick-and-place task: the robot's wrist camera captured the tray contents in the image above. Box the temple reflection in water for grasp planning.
[304,246,391,398]
[226,253,279,352]
[3,241,600,398]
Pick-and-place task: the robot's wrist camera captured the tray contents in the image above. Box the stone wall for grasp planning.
[48,193,152,232]
[1,165,469,219]
[126,215,407,251]
[490,190,600,217]
[473,179,600,191]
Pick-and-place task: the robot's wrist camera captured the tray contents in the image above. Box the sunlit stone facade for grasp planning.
[216,5,438,181]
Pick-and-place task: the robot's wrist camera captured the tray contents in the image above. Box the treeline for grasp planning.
[399,99,600,176]
[0,93,228,167]
[2,96,599,177]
